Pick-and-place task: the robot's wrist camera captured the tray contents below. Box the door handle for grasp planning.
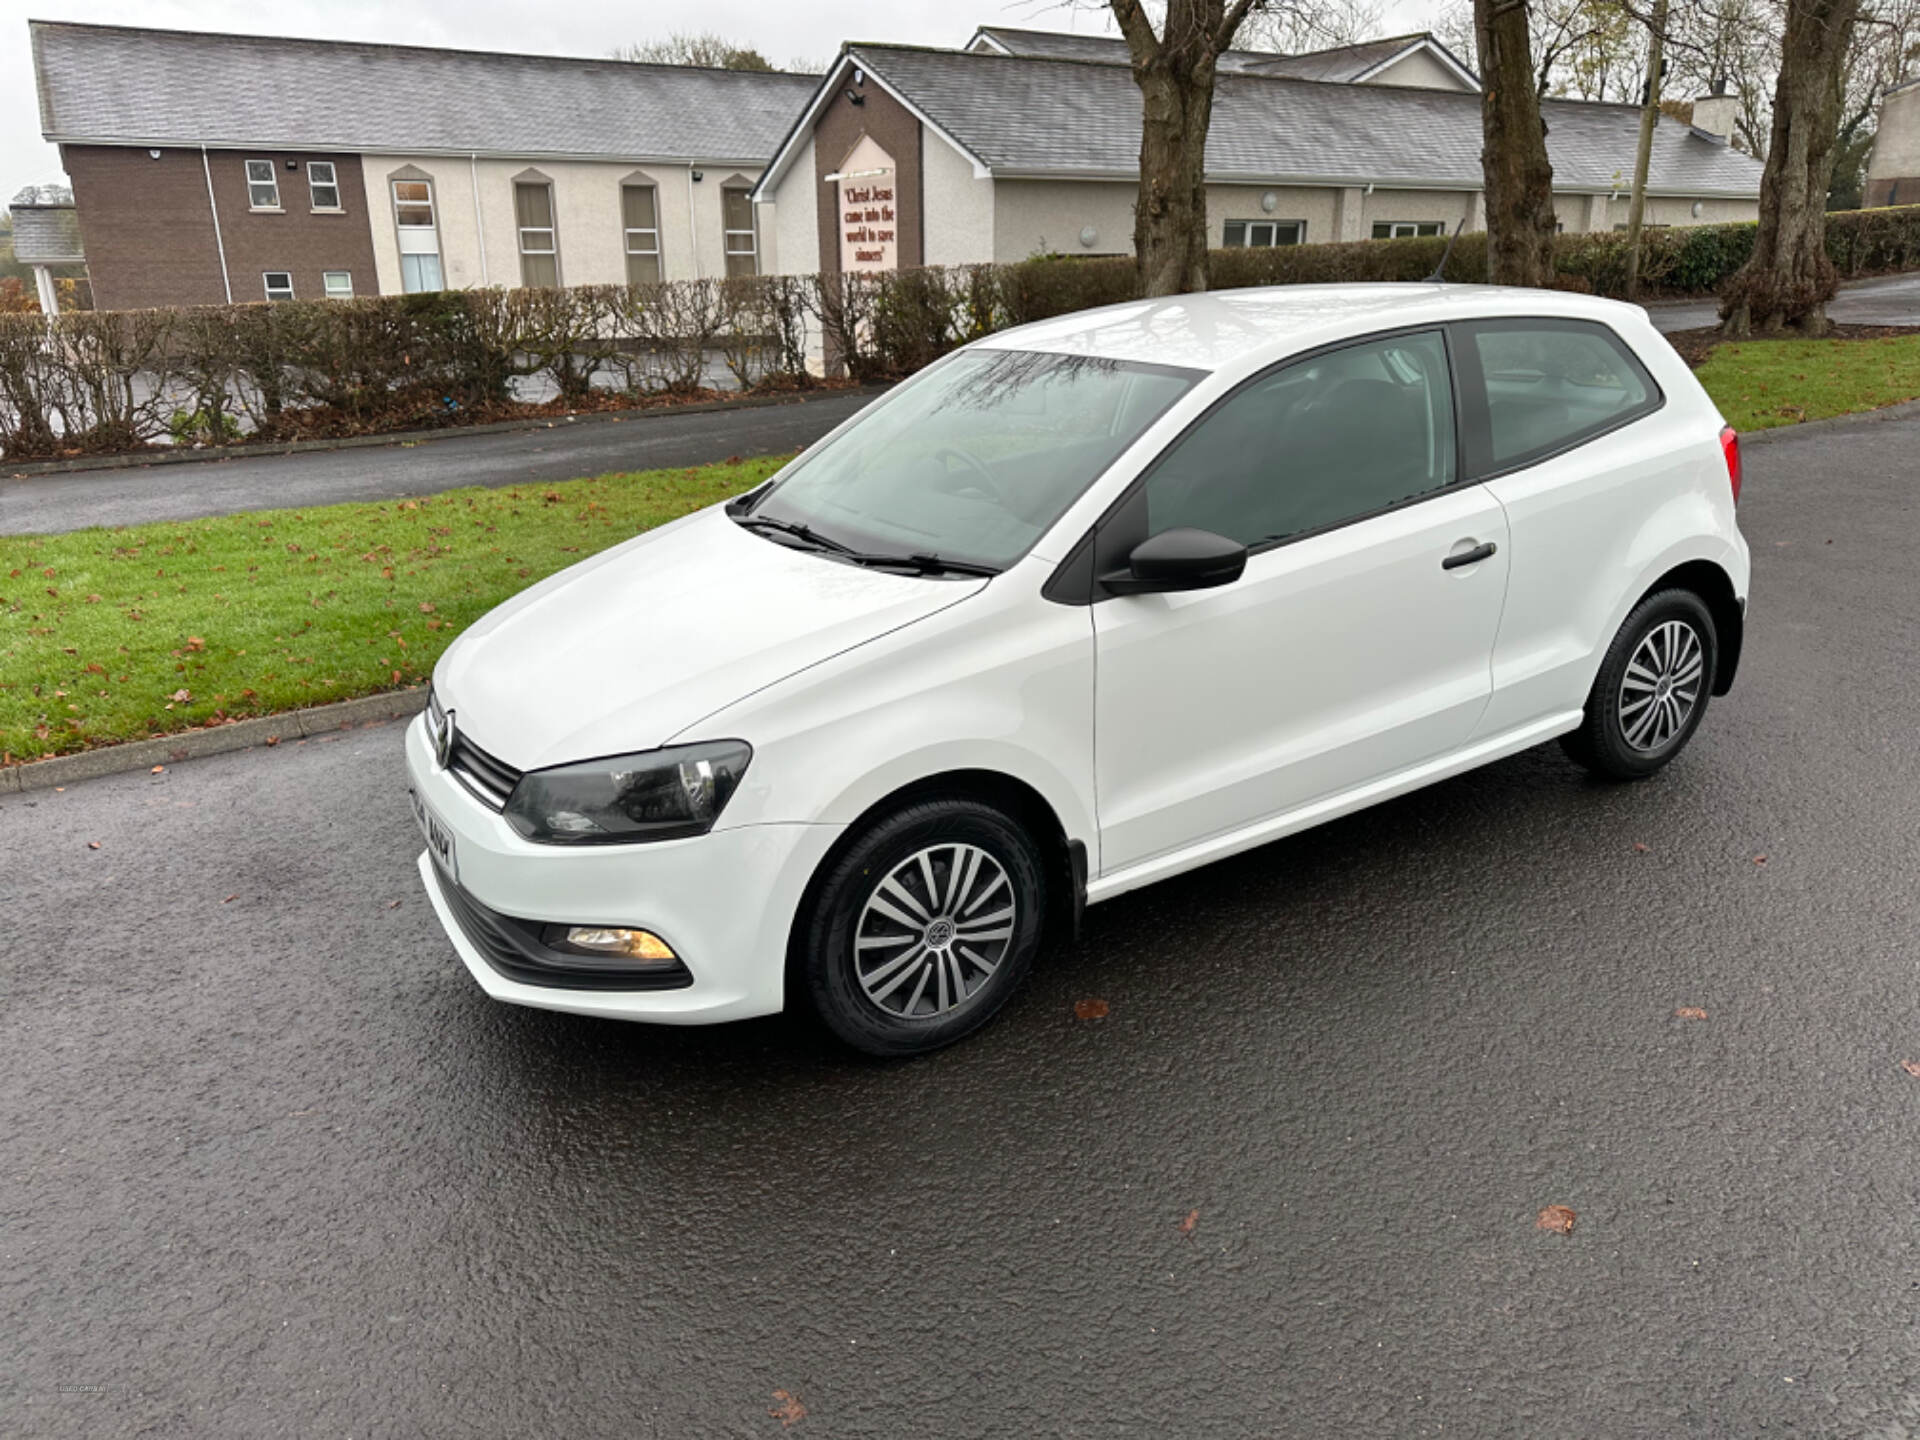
[1442,540,1497,570]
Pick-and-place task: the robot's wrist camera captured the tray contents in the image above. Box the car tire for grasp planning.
[1561,588,1718,781]
[799,797,1048,1058]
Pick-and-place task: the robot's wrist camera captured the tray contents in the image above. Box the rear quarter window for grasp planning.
[1465,319,1661,473]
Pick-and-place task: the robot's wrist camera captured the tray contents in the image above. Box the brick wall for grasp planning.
[61,144,380,310]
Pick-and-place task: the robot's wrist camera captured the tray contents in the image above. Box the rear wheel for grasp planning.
[799,797,1047,1057]
[1561,589,1717,780]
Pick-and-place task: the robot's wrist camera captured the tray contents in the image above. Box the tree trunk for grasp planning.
[1718,0,1861,336]
[1475,0,1558,287]
[1623,0,1669,300]
[1132,62,1216,296]
[1110,0,1258,297]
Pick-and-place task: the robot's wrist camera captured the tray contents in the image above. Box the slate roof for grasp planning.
[29,20,820,163]
[814,44,1764,198]
[969,27,1477,85]
[8,190,85,263]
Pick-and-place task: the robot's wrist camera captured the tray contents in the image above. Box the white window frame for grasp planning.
[246,159,281,211]
[721,186,757,277]
[515,179,559,288]
[392,178,437,231]
[322,271,353,300]
[622,184,662,284]
[308,161,341,212]
[1223,219,1304,248]
[263,271,294,301]
[1372,221,1446,240]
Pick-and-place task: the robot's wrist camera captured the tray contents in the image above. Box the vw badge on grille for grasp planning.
[436,709,456,770]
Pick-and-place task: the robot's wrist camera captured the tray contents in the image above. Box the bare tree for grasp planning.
[611,32,775,71]
[1720,0,1864,334]
[1107,0,1266,296]
[1623,0,1671,298]
[1477,0,1560,285]
[1439,0,1647,100]
[1238,0,1382,53]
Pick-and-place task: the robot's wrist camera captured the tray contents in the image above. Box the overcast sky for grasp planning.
[2,0,1437,206]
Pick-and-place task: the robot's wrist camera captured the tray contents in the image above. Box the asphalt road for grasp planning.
[5,411,1920,1438]
[1646,269,1920,332]
[0,389,878,536]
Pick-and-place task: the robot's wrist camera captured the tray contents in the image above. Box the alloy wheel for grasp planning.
[1618,618,1705,753]
[854,843,1017,1019]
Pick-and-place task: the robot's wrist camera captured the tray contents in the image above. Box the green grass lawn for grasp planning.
[0,456,786,762]
[1696,334,1920,431]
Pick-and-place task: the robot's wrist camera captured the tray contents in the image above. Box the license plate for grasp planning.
[409,787,457,882]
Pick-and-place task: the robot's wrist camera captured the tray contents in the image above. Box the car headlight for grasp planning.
[503,740,752,845]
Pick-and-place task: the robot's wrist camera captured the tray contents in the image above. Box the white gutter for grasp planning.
[200,144,233,304]
[470,152,489,285]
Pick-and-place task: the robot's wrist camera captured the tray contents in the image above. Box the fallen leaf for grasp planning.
[769,1389,807,1427]
[150,765,165,775]
[86,840,100,850]
[186,636,205,651]
[1674,1006,1708,1021]
[1901,1060,1920,1079]
[418,601,435,613]
[1753,854,1769,865]
[1074,997,1110,1020]
[265,735,280,746]
[1178,1208,1199,1235]
[1632,842,1649,853]
[224,894,239,904]
[1536,1205,1577,1235]
[169,689,192,704]
[385,899,402,910]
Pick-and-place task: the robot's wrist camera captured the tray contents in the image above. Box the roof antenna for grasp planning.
[1424,215,1468,284]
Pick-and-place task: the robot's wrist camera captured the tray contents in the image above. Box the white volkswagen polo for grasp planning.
[406,284,1749,1056]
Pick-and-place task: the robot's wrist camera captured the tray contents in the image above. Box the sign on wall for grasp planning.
[835,134,898,273]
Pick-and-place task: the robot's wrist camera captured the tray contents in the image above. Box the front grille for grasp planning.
[426,687,523,812]
[431,860,694,992]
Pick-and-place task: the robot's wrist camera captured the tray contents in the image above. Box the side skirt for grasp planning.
[1084,710,1585,905]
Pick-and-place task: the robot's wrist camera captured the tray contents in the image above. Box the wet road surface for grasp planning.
[1,389,877,536]
[4,413,1920,1437]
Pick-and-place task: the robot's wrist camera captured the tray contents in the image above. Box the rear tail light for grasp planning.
[1719,425,1742,504]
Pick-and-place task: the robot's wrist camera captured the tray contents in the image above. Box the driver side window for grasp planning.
[1142,330,1457,548]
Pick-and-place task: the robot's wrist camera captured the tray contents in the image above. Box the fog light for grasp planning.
[562,927,678,963]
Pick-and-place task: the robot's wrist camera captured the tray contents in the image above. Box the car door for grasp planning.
[1089,328,1511,874]
[1449,318,1672,740]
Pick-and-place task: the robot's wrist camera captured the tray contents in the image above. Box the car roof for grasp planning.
[974,283,1650,373]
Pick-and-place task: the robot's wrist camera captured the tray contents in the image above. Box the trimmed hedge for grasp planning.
[5,205,1919,461]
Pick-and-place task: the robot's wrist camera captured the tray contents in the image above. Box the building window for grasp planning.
[516,181,559,288]
[263,272,294,301]
[323,271,353,300]
[722,186,757,277]
[623,184,662,285]
[1224,220,1304,247]
[1372,221,1446,239]
[308,161,341,211]
[246,159,281,210]
[392,178,444,293]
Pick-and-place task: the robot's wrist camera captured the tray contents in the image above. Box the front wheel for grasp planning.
[799,797,1048,1057]
[1561,589,1718,781]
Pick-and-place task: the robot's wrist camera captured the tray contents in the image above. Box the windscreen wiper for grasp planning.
[733,514,856,554]
[834,550,1001,578]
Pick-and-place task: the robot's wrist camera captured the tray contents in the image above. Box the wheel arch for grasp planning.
[1641,558,1743,695]
[784,767,1085,1001]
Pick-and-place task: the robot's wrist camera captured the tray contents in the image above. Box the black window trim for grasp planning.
[1451,315,1666,483]
[1044,321,1473,606]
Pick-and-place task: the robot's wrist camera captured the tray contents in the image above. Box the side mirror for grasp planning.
[1101,527,1248,596]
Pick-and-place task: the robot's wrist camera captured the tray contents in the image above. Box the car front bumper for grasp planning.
[404,713,842,1024]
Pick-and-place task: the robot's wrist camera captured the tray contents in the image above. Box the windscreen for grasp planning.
[744,349,1200,570]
